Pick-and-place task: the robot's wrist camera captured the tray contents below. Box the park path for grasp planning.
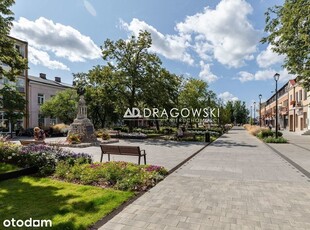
[100,127,310,230]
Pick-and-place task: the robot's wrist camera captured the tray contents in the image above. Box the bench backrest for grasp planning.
[118,146,140,156]
[100,145,141,156]
[20,140,45,146]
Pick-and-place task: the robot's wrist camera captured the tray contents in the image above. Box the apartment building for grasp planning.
[28,73,72,128]
[0,36,28,133]
[0,36,73,134]
[260,78,309,133]
[287,79,309,132]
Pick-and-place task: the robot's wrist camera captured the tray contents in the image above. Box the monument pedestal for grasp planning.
[67,96,97,143]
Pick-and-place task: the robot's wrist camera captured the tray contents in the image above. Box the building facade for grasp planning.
[28,73,72,128]
[260,78,309,133]
[0,37,28,133]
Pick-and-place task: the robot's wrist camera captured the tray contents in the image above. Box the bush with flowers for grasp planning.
[0,142,92,176]
[54,161,168,191]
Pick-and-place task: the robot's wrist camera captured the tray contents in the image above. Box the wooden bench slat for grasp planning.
[100,144,146,164]
[20,140,46,146]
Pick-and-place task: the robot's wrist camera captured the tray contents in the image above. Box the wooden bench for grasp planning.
[176,132,196,140]
[20,140,46,146]
[100,145,146,165]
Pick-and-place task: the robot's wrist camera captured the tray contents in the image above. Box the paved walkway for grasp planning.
[100,127,310,230]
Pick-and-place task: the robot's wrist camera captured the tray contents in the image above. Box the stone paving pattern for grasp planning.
[100,127,310,230]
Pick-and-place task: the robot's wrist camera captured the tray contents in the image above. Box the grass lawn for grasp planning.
[0,176,134,229]
[0,162,20,174]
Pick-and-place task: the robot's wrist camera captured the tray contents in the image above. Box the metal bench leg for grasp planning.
[144,155,146,165]
[100,153,103,163]
[108,154,110,162]
[138,156,141,165]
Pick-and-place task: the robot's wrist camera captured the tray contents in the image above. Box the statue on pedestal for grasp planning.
[67,86,97,143]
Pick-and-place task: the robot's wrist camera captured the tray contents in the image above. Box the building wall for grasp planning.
[288,82,308,132]
[28,79,71,128]
[261,78,309,133]
[0,37,28,133]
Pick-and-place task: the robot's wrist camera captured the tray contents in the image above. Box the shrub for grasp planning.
[0,143,92,176]
[264,137,287,143]
[257,130,283,139]
[67,133,81,144]
[54,161,168,191]
[101,132,111,140]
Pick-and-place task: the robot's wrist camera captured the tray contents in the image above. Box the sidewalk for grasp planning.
[100,127,310,230]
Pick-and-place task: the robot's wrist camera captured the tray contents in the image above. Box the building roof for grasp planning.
[28,75,73,88]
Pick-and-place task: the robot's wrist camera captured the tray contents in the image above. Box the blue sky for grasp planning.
[10,0,293,108]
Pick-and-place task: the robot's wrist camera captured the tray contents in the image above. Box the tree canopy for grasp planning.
[0,84,26,136]
[40,89,78,124]
[261,0,310,88]
[0,0,27,81]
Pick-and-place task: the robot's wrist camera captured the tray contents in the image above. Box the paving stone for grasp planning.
[99,128,310,229]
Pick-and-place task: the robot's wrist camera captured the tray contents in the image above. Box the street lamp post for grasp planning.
[259,94,262,127]
[250,105,252,125]
[253,102,256,125]
[274,73,280,138]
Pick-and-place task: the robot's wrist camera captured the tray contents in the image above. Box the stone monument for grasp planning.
[67,87,97,143]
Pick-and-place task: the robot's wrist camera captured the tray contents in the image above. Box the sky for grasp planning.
[10,0,293,109]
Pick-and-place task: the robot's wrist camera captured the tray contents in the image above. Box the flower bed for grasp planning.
[54,161,168,191]
[0,142,92,176]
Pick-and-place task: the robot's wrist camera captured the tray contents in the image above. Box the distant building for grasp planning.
[28,73,72,128]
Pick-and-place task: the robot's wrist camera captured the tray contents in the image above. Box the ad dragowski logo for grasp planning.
[123,107,219,120]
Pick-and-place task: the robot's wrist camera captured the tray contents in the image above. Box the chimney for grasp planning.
[55,77,61,83]
[39,73,46,79]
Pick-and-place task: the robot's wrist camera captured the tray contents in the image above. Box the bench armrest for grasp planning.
[140,149,146,155]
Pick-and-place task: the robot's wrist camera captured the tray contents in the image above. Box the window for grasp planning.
[304,90,308,101]
[290,95,292,101]
[299,90,302,101]
[50,117,57,125]
[295,92,298,102]
[38,114,45,127]
[38,94,44,105]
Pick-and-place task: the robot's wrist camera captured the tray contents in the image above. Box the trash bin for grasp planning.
[204,132,210,142]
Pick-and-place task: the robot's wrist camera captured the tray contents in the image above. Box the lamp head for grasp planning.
[274,73,280,81]
[259,94,262,99]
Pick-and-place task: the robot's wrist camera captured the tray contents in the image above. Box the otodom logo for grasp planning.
[123,107,219,120]
[3,218,52,228]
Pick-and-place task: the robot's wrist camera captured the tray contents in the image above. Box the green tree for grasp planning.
[40,89,78,124]
[232,101,249,124]
[102,30,162,131]
[0,84,26,137]
[178,78,216,127]
[74,71,120,128]
[0,0,27,81]
[261,0,310,88]
[142,69,182,130]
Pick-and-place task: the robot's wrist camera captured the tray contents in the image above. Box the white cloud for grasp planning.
[236,69,295,83]
[176,0,260,68]
[218,91,239,103]
[84,0,97,17]
[198,61,218,83]
[121,18,194,65]
[28,46,70,71]
[11,17,101,63]
[256,44,285,68]
[237,71,254,82]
